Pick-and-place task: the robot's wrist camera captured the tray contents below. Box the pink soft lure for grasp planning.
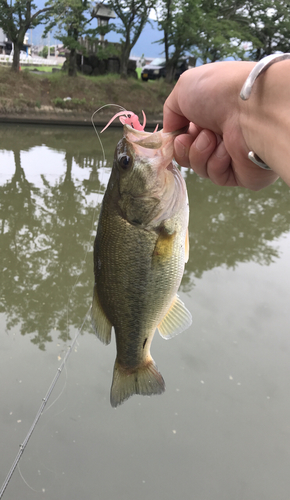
[101,109,158,133]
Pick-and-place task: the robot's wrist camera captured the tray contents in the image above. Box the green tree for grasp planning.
[156,0,200,82]
[156,0,262,71]
[246,0,290,60]
[45,0,110,76]
[39,46,49,58]
[192,0,255,63]
[107,0,157,78]
[0,0,52,72]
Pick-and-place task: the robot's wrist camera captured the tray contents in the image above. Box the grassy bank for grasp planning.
[0,65,175,120]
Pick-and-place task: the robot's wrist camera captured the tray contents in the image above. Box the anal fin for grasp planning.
[158,295,192,339]
[91,284,112,345]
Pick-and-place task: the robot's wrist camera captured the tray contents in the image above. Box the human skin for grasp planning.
[163,60,290,190]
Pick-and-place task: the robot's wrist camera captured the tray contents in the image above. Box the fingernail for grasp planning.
[195,131,211,151]
[175,138,186,158]
[215,141,228,158]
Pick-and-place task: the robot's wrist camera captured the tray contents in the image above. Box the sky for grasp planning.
[110,19,164,59]
[28,2,164,59]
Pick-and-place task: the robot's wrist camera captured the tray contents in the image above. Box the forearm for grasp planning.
[239,60,290,186]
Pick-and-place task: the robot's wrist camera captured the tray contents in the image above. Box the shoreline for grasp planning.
[0,112,162,128]
[0,66,168,129]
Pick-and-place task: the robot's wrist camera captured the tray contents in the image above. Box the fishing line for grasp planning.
[17,463,42,494]
[15,361,69,494]
[91,103,126,164]
[0,309,90,500]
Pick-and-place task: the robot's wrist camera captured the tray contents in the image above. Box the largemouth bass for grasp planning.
[91,120,192,407]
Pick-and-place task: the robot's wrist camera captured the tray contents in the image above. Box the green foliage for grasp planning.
[106,0,157,77]
[245,0,290,60]
[44,0,113,76]
[39,46,49,59]
[0,0,50,37]
[155,0,290,67]
[155,0,201,81]
[94,42,120,61]
[38,46,55,58]
[52,96,64,107]
[191,0,254,63]
[24,65,62,72]
[0,0,53,72]
[52,96,86,108]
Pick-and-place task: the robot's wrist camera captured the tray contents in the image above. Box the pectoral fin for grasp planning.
[158,295,192,339]
[91,284,112,345]
[153,229,176,261]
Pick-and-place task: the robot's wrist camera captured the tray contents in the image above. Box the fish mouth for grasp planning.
[120,125,188,228]
[123,124,187,161]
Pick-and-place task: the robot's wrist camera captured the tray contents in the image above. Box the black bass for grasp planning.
[91,115,192,407]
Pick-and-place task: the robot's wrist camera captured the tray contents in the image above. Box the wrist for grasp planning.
[239,59,290,185]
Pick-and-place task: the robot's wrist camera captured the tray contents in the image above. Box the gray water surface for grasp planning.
[1,124,290,500]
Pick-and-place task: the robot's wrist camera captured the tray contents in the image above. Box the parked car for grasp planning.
[141,57,188,81]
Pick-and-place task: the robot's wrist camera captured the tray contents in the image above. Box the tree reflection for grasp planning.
[0,136,102,350]
[0,147,42,336]
[181,170,290,292]
[1,125,290,348]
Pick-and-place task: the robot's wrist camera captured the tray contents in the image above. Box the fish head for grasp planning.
[111,125,187,228]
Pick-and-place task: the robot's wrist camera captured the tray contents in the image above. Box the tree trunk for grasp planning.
[12,44,21,73]
[164,31,168,62]
[165,52,180,83]
[64,152,73,183]
[68,48,77,77]
[165,63,175,83]
[120,46,130,78]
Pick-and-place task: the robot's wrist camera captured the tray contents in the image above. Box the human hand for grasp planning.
[163,62,279,190]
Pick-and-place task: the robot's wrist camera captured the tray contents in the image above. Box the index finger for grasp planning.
[163,80,190,133]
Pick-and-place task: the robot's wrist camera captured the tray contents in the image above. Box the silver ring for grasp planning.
[248,151,271,170]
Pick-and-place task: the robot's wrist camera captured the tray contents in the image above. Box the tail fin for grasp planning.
[110,358,165,408]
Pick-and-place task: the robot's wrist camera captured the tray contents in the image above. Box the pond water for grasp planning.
[1,123,290,500]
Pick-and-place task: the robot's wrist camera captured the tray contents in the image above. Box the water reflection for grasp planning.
[184,169,290,289]
[1,124,290,350]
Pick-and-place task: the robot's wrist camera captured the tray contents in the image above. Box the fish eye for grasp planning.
[119,154,132,170]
